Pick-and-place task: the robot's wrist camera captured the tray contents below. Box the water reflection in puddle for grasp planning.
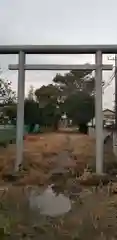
[29,185,71,217]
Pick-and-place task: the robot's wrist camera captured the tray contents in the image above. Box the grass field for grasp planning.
[0,132,115,184]
[0,132,117,239]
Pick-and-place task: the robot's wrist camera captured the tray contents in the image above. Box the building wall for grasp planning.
[88,110,115,127]
[88,126,111,139]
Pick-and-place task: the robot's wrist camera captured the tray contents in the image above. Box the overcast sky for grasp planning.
[0,0,117,109]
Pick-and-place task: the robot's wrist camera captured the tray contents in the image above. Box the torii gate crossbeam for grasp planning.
[1,44,117,54]
[1,44,115,174]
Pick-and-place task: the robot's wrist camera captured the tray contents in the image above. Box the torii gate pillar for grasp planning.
[15,51,25,172]
[95,51,103,174]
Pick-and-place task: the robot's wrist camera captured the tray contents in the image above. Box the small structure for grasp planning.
[103,109,115,126]
[88,109,115,128]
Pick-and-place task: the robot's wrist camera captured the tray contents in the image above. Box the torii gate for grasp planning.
[1,45,116,173]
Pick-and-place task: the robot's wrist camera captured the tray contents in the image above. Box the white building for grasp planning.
[88,109,115,127]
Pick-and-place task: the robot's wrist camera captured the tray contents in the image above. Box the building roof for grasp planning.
[103,109,115,114]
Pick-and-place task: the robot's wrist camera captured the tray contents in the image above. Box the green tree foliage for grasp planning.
[35,84,61,130]
[34,68,95,131]
[0,79,16,104]
[53,69,95,130]
[35,84,60,107]
[0,79,16,124]
[24,99,39,125]
[0,68,95,132]
[63,92,95,125]
[4,104,17,124]
[53,69,95,97]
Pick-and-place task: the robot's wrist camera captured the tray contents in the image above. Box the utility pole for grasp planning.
[113,54,117,155]
[108,55,117,154]
[115,55,117,130]
[108,55,117,117]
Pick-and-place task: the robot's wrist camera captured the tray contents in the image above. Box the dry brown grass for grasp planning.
[0,133,114,185]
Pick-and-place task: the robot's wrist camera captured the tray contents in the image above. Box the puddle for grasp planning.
[29,185,71,217]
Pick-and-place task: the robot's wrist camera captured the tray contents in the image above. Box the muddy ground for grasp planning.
[0,133,117,239]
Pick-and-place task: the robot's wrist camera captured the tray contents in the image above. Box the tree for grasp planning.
[4,104,17,124]
[34,69,96,132]
[63,92,95,133]
[41,102,61,130]
[35,84,60,107]
[53,69,95,97]
[28,85,35,100]
[0,79,16,124]
[35,84,63,130]
[24,99,40,130]
[52,69,96,132]
[0,79,16,105]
